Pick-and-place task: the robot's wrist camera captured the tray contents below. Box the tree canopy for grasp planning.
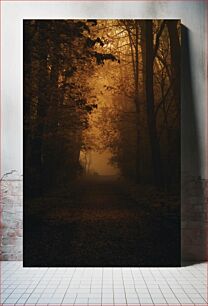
[24,19,181,196]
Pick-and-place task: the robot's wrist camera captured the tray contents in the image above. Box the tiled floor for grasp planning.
[0,261,207,305]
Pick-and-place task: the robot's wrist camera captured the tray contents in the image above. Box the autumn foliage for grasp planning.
[24,20,180,196]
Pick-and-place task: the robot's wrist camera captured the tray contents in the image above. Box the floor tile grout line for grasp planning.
[1,264,22,302]
[139,269,154,305]
[19,267,49,304]
[130,267,141,305]
[0,262,207,306]
[149,268,168,304]
[100,267,103,305]
[167,268,204,303]
[61,265,77,305]
[27,269,50,302]
[156,268,182,304]
[73,267,86,305]
[121,268,128,305]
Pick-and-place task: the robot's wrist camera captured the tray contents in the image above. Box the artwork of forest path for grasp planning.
[23,19,181,266]
[24,176,180,267]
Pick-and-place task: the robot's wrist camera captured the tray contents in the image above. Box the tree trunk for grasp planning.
[49,43,59,132]
[145,20,163,187]
[138,20,152,183]
[134,21,142,182]
[30,22,49,195]
[166,20,181,188]
[124,21,141,182]
[166,20,180,115]
[44,28,60,188]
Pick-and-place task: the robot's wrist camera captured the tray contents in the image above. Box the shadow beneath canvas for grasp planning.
[181,25,207,266]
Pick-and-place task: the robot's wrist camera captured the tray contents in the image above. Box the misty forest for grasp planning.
[24,20,181,267]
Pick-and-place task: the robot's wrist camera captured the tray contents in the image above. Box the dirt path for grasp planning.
[24,176,180,266]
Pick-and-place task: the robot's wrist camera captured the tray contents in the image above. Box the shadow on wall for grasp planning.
[181,25,207,265]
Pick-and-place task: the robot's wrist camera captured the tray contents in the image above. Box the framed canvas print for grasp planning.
[23,19,181,267]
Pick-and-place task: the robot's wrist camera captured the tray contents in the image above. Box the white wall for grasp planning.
[1,1,207,178]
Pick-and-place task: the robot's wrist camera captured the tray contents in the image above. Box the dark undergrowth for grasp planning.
[24,176,181,267]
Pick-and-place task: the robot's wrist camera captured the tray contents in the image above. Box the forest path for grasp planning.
[24,176,180,266]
